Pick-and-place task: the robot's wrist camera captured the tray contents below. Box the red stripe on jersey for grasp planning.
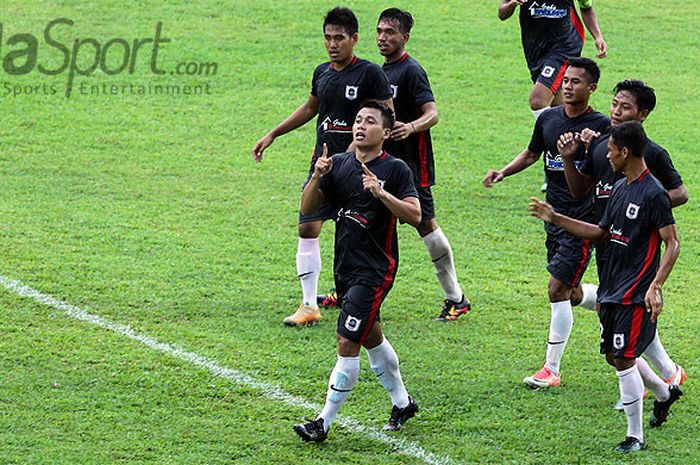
[398,52,409,63]
[624,304,645,358]
[621,230,661,305]
[380,150,388,160]
[359,214,397,345]
[637,169,650,182]
[550,61,568,93]
[350,55,358,66]
[418,132,429,187]
[571,8,585,43]
[571,239,591,286]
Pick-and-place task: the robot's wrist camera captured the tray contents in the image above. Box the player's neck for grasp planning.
[384,49,407,64]
[355,147,383,164]
[331,55,355,71]
[564,101,590,118]
[623,160,648,184]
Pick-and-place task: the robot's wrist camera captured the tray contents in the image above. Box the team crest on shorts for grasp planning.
[613,333,625,350]
[626,203,640,219]
[541,65,555,78]
[345,85,358,100]
[344,315,361,332]
[390,85,398,99]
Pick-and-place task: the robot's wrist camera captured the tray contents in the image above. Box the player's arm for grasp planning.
[300,144,331,215]
[361,164,421,226]
[558,132,595,197]
[498,0,526,21]
[579,2,607,58]
[252,95,320,161]
[391,101,438,141]
[668,185,689,208]
[529,197,608,241]
[483,148,541,187]
[645,223,680,322]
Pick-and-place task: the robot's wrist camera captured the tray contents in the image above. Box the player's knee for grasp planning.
[298,221,322,238]
[548,279,571,302]
[569,286,583,306]
[416,218,438,237]
[337,336,360,357]
[605,352,616,367]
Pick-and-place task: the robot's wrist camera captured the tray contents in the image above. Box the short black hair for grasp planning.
[610,121,648,158]
[378,8,414,34]
[359,100,395,129]
[567,57,601,84]
[324,7,358,36]
[614,79,657,114]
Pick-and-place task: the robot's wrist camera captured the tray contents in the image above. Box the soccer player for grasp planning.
[483,58,609,388]
[498,0,607,119]
[559,79,688,408]
[529,121,682,453]
[376,8,471,321]
[251,7,393,326]
[293,100,420,442]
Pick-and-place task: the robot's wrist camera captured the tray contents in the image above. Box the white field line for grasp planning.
[0,275,455,465]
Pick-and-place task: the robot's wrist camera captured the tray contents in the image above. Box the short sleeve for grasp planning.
[390,159,418,200]
[311,65,323,97]
[648,192,675,230]
[408,65,435,107]
[647,147,683,191]
[527,112,546,154]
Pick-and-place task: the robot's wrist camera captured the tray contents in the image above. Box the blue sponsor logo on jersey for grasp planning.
[545,151,584,171]
[529,3,567,18]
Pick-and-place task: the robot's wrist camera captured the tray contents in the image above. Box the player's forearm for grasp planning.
[551,213,607,241]
[498,1,518,20]
[411,107,438,132]
[669,185,689,208]
[501,149,540,178]
[580,7,604,40]
[269,103,317,139]
[562,158,593,197]
[300,176,325,215]
[378,193,421,226]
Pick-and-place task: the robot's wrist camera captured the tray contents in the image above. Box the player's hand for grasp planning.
[483,169,504,188]
[391,121,413,141]
[313,143,332,177]
[556,132,581,159]
[579,128,601,152]
[252,134,274,162]
[362,163,383,198]
[595,37,608,59]
[528,197,556,223]
[644,285,663,323]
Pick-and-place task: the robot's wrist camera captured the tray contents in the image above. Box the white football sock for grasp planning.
[422,228,463,302]
[318,355,360,431]
[643,330,676,380]
[531,106,550,120]
[544,300,573,375]
[577,283,597,311]
[636,358,670,402]
[366,338,409,408]
[617,365,644,442]
[296,237,321,307]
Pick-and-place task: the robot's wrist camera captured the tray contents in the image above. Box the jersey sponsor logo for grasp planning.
[595,181,614,199]
[390,84,398,99]
[609,226,630,246]
[544,151,585,171]
[344,315,361,332]
[541,65,555,78]
[613,333,625,350]
[338,208,369,228]
[626,203,640,220]
[320,116,351,133]
[345,85,358,100]
[528,2,567,18]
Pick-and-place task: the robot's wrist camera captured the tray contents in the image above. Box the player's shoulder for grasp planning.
[353,57,383,72]
[313,61,332,76]
[643,137,669,158]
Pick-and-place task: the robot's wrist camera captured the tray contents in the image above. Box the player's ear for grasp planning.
[588,82,597,94]
[639,109,650,122]
[383,127,391,139]
[403,32,411,44]
[351,33,358,45]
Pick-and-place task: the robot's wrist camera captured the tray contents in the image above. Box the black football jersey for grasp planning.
[597,170,675,305]
[319,151,417,286]
[382,53,436,187]
[310,57,391,167]
[528,106,610,235]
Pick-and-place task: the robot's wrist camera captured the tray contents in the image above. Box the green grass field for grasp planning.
[2,2,699,464]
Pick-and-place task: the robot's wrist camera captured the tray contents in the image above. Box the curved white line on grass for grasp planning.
[0,275,453,465]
